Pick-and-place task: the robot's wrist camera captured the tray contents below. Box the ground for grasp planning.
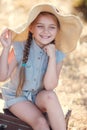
[0,0,87,130]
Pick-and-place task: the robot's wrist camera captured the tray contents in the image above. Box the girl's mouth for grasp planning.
[40,35,50,39]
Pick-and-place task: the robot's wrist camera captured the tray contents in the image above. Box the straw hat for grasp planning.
[0,3,83,53]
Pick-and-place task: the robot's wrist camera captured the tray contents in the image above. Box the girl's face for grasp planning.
[30,13,59,48]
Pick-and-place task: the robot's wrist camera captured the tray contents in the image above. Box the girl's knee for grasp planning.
[38,90,58,103]
[35,90,59,112]
[44,91,57,102]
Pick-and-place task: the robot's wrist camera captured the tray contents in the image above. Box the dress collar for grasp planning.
[31,39,45,54]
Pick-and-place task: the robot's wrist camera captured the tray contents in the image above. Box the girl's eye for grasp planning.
[37,25,44,28]
[49,26,56,29]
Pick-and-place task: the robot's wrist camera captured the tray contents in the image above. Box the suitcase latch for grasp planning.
[0,124,7,130]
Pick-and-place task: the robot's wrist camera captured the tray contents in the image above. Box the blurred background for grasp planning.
[0,0,87,130]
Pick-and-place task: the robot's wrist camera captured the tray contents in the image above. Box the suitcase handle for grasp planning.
[0,124,7,130]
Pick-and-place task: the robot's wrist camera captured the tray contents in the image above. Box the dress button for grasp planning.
[32,89,35,92]
[38,57,40,60]
[40,51,43,55]
[34,78,36,81]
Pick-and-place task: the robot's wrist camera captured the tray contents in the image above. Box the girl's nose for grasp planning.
[43,27,49,33]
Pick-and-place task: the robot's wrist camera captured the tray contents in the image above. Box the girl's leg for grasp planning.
[9,101,50,130]
[35,90,66,130]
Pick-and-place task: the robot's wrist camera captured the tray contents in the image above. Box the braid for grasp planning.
[22,32,32,64]
[16,31,32,96]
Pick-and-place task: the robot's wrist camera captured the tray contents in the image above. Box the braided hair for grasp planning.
[16,31,32,96]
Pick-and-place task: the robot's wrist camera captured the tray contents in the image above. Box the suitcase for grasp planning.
[0,111,33,130]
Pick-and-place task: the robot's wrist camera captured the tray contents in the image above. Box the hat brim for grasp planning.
[2,3,83,53]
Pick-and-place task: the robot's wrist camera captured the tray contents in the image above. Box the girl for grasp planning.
[0,3,82,130]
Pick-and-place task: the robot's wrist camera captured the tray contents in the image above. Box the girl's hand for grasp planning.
[43,44,56,58]
[0,29,12,48]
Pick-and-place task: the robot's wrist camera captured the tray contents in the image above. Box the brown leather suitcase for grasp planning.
[0,112,33,130]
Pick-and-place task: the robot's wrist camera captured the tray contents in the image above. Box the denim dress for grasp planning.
[1,39,65,108]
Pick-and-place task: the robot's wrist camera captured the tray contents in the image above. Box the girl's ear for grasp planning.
[29,25,33,33]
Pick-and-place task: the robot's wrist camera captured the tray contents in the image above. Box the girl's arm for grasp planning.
[43,44,63,90]
[0,29,17,81]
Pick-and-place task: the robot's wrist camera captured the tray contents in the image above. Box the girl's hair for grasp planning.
[16,31,32,96]
[16,12,60,96]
